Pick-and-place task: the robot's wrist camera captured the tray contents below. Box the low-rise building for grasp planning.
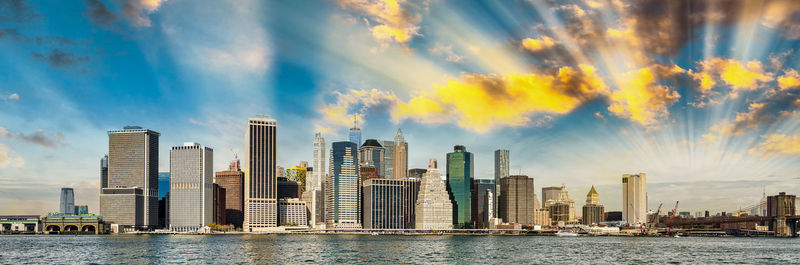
[0,216,40,234]
[42,214,107,234]
[279,198,308,227]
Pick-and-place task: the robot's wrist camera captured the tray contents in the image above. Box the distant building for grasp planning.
[279,198,308,227]
[415,159,453,230]
[349,117,362,148]
[100,155,108,189]
[74,205,89,215]
[622,173,647,225]
[169,142,213,232]
[100,126,159,229]
[546,185,576,225]
[582,186,604,226]
[215,163,244,228]
[326,141,361,228]
[358,139,385,178]
[311,133,326,226]
[360,166,379,184]
[278,178,301,199]
[408,168,426,179]
[533,208,551,226]
[158,172,170,199]
[541,187,561,207]
[284,166,308,193]
[158,194,169,228]
[60,188,75,215]
[472,179,495,228]
[446,145,474,228]
[392,129,408,179]
[381,140,394,178]
[499,175,537,225]
[494,149,509,219]
[244,116,278,231]
[301,189,324,227]
[604,211,622,221]
[0,216,40,233]
[213,184,226,225]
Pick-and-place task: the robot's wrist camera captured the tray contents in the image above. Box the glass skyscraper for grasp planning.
[326,141,361,228]
[60,188,75,215]
[494,149,509,219]
[446,145,474,228]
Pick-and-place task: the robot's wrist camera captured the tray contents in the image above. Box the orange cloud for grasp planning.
[778,69,800,90]
[337,0,422,45]
[694,58,773,91]
[317,88,398,131]
[608,65,683,128]
[749,134,800,156]
[521,36,557,52]
[393,64,607,132]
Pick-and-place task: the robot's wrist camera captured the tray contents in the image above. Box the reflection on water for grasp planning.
[0,234,798,264]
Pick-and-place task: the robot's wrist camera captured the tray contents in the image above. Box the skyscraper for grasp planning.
[392,129,408,179]
[100,126,159,229]
[622,173,647,225]
[362,178,416,229]
[582,186,604,225]
[493,149,509,219]
[215,161,244,228]
[541,186,561,206]
[100,155,108,189]
[326,141,361,228]
[415,158,453,230]
[358,139,385,177]
[312,133,326,191]
[472,179,495,228]
[348,116,361,148]
[60,188,75,215]
[499,175,536,225]
[284,165,307,192]
[244,116,278,231]
[169,142,213,232]
[381,140,394,178]
[446,145,474,228]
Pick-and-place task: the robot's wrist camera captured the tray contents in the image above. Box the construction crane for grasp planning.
[671,201,680,217]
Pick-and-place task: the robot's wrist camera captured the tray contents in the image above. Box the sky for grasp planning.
[1,0,800,216]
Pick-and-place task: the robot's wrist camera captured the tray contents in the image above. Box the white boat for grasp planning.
[556,231,578,237]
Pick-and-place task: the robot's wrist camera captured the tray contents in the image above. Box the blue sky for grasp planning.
[2,0,800,215]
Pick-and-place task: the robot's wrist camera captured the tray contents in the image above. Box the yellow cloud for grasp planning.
[778,69,800,90]
[608,65,682,128]
[521,36,557,52]
[749,134,800,156]
[337,0,421,45]
[695,58,773,91]
[316,88,398,130]
[393,64,607,133]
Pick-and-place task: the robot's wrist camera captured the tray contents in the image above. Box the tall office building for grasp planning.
[285,165,308,193]
[215,162,244,228]
[541,186,561,207]
[244,116,278,231]
[545,185,576,225]
[358,139,385,177]
[415,158,453,230]
[363,178,409,229]
[494,149,509,220]
[499,175,536,225]
[407,168,426,179]
[169,142,213,232]
[582,186,604,225]
[446,145,474,228]
[312,133,326,191]
[381,140,394,178]
[472,179,495,229]
[392,129,408,179]
[326,141,361,228]
[100,126,159,229]
[622,173,647,225]
[100,155,108,189]
[213,183,227,225]
[349,116,362,148]
[60,188,75,215]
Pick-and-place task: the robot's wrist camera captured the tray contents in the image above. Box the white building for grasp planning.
[279,198,308,227]
[414,158,453,230]
[622,173,647,225]
[169,142,213,232]
[244,115,278,231]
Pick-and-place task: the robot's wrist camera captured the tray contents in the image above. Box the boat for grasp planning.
[371,232,379,236]
[556,231,578,237]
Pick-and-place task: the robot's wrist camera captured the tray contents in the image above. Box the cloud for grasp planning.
[7,93,19,100]
[0,127,65,148]
[83,0,118,27]
[0,28,25,42]
[778,69,800,90]
[119,0,167,27]
[336,0,423,46]
[749,134,800,156]
[608,65,683,128]
[0,143,24,168]
[0,0,43,22]
[428,44,462,62]
[32,49,89,67]
[393,64,607,132]
[761,0,800,39]
[316,88,399,132]
[521,36,557,52]
[689,58,774,106]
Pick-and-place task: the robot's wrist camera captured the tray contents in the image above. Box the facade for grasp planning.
[284,166,307,193]
[472,179,495,229]
[101,126,159,229]
[60,188,75,215]
[544,185,576,224]
[0,216,41,234]
[447,145,474,228]
[213,184,226,225]
[100,155,108,189]
[533,209,551,226]
[362,179,406,229]
[244,116,278,231]
[215,166,245,228]
[381,140,394,178]
[279,198,308,227]
[74,205,89,215]
[493,149,509,220]
[408,168,426,179]
[360,166,379,184]
[169,142,213,232]
[622,173,647,225]
[301,189,324,227]
[541,186,561,207]
[43,214,106,234]
[415,159,453,230]
[549,203,571,226]
[278,178,302,199]
[392,129,408,179]
[499,175,536,225]
[358,139,385,177]
[582,186,604,225]
[312,133,326,191]
[326,141,361,228]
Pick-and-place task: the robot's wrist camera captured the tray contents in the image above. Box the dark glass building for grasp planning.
[446,145,474,228]
[326,141,361,228]
[472,179,495,229]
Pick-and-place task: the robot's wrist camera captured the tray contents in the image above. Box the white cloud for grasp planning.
[8,93,19,100]
[0,144,24,168]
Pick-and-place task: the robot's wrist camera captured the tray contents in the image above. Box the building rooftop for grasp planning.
[361,139,383,148]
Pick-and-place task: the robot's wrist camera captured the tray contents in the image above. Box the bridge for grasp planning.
[662,215,799,237]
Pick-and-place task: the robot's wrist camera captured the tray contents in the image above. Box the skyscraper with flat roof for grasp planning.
[100,126,159,229]
[215,163,244,228]
[169,142,213,232]
[392,129,408,179]
[244,116,278,231]
[494,149,509,219]
[60,188,75,215]
[447,145,474,228]
[499,175,536,225]
[472,179,495,228]
[622,173,647,225]
[326,141,361,228]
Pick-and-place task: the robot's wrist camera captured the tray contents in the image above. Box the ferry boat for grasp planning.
[556,231,578,237]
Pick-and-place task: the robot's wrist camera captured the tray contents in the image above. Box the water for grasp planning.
[1,235,798,264]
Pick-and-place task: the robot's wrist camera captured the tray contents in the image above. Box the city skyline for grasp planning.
[3,0,800,217]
